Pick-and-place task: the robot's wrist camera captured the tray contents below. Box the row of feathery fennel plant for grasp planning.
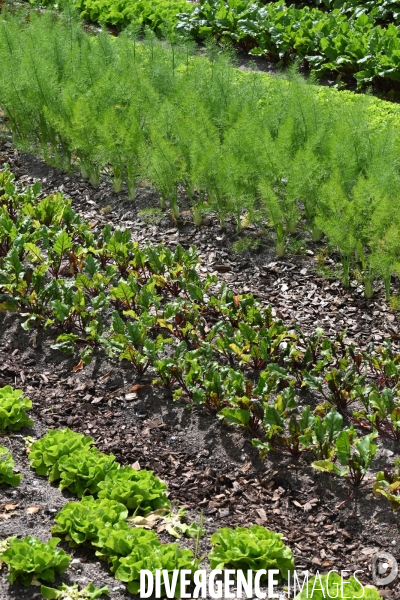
[1,8,400,298]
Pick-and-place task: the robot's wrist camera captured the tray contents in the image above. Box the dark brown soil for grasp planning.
[1,137,400,600]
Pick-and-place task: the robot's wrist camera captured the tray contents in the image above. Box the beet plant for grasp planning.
[313,430,378,499]
[354,387,400,442]
[373,459,400,510]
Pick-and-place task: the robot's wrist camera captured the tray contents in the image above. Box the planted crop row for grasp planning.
[291,0,400,24]
[177,0,400,87]
[17,0,400,87]
[0,391,395,597]
[1,424,296,595]
[2,16,400,297]
[1,172,400,510]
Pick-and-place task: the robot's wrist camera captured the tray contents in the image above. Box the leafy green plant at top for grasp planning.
[41,583,109,599]
[0,385,33,431]
[0,445,22,487]
[0,536,70,586]
[208,525,294,580]
[373,458,400,511]
[76,0,193,33]
[294,572,380,600]
[97,466,170,513]
[52,496,128,546]
[27,428,94,478]
[52,448,119,498]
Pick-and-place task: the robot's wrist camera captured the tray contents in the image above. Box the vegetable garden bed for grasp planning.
[1,132,400,598]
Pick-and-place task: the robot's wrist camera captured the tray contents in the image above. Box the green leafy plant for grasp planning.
[177,0,400,88]
[302,360,367,413]
[52,448,119,498]
[28,428,94,478]
[52,497,128,546]
[41,583,109,599]
[114,540,197,595]
[93,522,160,570]
[0,536,70,586]
[373,459,400,510]
[362,340,400,389]
[0,385,33,431]
[299,408,344,460]
[313,430,378,494]
[97,466,170,513]
[232,236,260,254]
[208,525,294,580]
[354,387,400,441]
[0,445,22,487]
[137,208,164,225]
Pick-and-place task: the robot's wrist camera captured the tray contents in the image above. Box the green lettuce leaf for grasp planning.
[28,428,94,478]
[0,385,33,431]
[208,525,294,580]
[115,542,196,596]
[56,448,119,497]
[0,445,22,487]
[52,496,128,546]
[97,466,170,513]
[0,536,70,586]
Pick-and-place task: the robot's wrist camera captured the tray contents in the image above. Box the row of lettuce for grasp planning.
[0,420,294,595]
[15,0,400,87]
[0,396,387,598]
[1,167,400,506]
[2,16,400,297]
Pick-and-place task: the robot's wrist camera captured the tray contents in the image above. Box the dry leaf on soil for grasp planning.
[25,506,40,514]
[72,360,84,372]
